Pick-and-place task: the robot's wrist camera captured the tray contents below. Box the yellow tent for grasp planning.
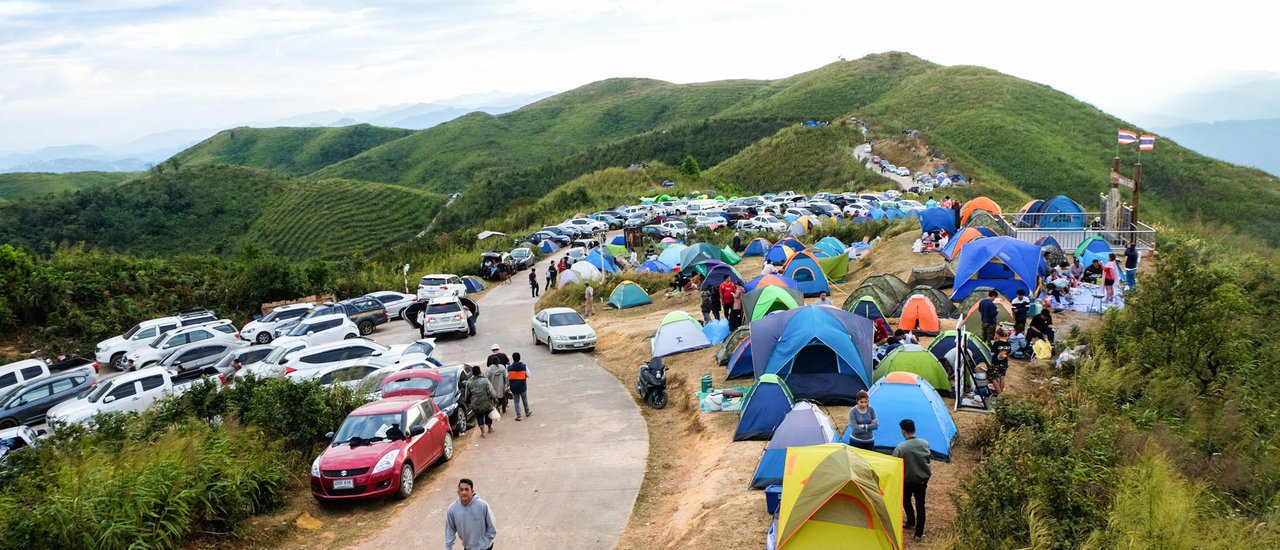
[777,444,903,549]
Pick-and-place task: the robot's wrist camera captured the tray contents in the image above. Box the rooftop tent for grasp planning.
[745,273,800,292]
[1036,195,1086,229]
[906,263,955,289]
[556,269,582,289]
[539,239,561,253]
[734,374,795,441]
[605,243,628,257]
[896,295,941,335]
[845,295,886,324]
[918,207,958,235]
[815,254,850,283]
[751,402,838,489]
[703,318,731,345]
[872,344,953,395]
[716,325,751,366]
[862,273,912,306]
[751,306,875,405]
[742,237,772,257]
[1016,199,1044,228]
[720,245,742,265]
[570,260,604,281]
[698,261,744,290]
[843,372,958,461]
[1034,235,1067,268]
[726,337,755,379]
[651,310,713,357]
[963,210,1011,237]
[896,285,958,318]
[680,243,725,272]
[461,276,486,293]
[657,244,688,270]
[939,226,996,261]
[584,249,619,273]
[764,243,798,265]
[928,329,994,368]
[610,234,627,246]
[951,236,1045,302]
[774,444,902,550]
[776,237,806,251]
[1075,235,1113,268]
[636,259,672,273]
[607,281,653,309]
[961,296,1014,334]
[959,196,1003,225]
[744,285,804,322]
[782,252,830,297]
[842,284,898,316]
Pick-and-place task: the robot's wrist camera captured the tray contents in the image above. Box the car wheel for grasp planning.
[394,463,415,499]
[452,411,468,436]
[0,418,17,429]
[344,333,357,339]
[441,432,454,462]
[110,353,125,371]
[358,321,375,335]
[549,343,558,354]
[255,332,273,345]
[532,329,539,346]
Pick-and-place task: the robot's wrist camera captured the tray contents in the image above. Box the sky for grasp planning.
[1,0,1278,152]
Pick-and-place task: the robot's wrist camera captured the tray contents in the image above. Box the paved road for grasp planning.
[353,255,647,550]
[855,149,914,191]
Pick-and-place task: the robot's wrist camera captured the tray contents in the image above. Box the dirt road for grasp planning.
[352,254,647,549]
[855,149,915,191]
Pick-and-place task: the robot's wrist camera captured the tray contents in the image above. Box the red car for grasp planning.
[311,395,453,501]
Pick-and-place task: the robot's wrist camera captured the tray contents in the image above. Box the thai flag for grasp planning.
[1139,134,1156,151]
[1117,130,1138,144]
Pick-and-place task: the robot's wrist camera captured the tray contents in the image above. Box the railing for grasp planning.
[999,211,1156,253]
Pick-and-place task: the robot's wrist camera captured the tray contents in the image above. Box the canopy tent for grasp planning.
[939,226,997,261]
[742,237,772,257]
[918,206,958,235]
[1075,235,1113,268]
[636,259,672,273]
[961,298,1014,334]
[745,273,800,293]
[951,236,1045,302]
[872,344,953,395]
[894,285,958,318]
[844,296,886,325]
[959,196,1003,225]
[476,230,506,240]
[680,243,726,272]
[751,306,875,405]
[570,261,604,281]
[703,319,731,344]
[765,243,799,265]
[1034,195,1086,229]
[815,254,850,283]
[1015,199,1044,228]
[906,263,954,289]
[720,246,742,265]
[782,252,830,297]
[461,276,486,294]
[841,372,957,461]
[928,329,994,369]
[726,336,755,379]
[556,269,582,289]
[751,402,837,489]
[607,281,653,309]
[896,295,941,335]
[539,239,561,253]
[657,244,689,270]
[744,285,804,322]
[734,374,795,441]
[584,249,619,274]
[651,311,712,357]
[815,236,848,257]
[716,325,751,366]
[698,261,744,291]
[861,273,911,306]
[774,444,902,550]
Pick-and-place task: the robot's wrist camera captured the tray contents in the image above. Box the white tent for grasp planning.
[651,311,712,357]
[570,261,604,281]
[557,269,583,289]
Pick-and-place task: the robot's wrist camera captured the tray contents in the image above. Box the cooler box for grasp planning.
[765,484,783,515]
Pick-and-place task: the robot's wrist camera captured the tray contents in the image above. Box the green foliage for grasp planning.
[0,171,136,204]
[706,124,891,193]
[680,155,701,178]
[171,124,414,177]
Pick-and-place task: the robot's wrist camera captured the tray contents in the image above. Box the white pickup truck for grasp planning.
[45,365,221,429]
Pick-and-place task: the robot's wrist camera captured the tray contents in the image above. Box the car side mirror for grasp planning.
[252,314,263,321]
[324,431,335,440]
[307,331,315,336]
[371,351,382,357]
[103,396,116,404]
[409,425,425,436]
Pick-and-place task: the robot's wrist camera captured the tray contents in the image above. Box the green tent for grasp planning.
[658,194,672,201]
[744,285,803,322]
[716,325,751,365]
[860,273,912,307]
[608,280,653,309]
[714,195,726,201]
[720,246,742,266]
[605,243,628,257]
[842,283,897,314]
[872,344,953,394]
[815,254,849,282]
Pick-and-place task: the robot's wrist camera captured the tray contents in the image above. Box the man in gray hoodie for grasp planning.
[445,478,497,550]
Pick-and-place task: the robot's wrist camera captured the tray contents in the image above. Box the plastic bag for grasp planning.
[1033,339,1053,360]
[488,409,501,422]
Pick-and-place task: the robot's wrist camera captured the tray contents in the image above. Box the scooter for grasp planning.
[635,357,668,409]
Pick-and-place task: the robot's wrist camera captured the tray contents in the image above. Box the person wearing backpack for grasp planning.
[466,365,498,438]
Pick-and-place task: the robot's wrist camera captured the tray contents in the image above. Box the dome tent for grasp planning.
[840,372,957,461]
[636,259,672,273]
[715,325,751,366]
[734,374,795,441]
[607,281,652,309]
[657,244,688,270]
[743,285,804,322]
[697,261,744,291]
[742,237,772,256]
[844,295,886,324]
[1075,235,1113,268]
[959,196,1003,225]
[750,401,837,489]
[872,343,953,395]
[651,311,712,357]
[896,295,941,335]
[745,273,799,292]
[751,306,875,405]
[928,329,994,369]
[918,206,958,235]
[726,336,755,379]
[782,251,830,297]
[772,444,903,549]
[951,236,1045,302]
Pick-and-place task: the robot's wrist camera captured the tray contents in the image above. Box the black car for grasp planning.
[430,364,474,437]
[808,203,840,217]
[510,248,535,270]
[308,297,388,336]
[522,231,570,246]
[0,369,96,428]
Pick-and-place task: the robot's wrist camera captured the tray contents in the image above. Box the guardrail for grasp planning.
[999,212,1156,253]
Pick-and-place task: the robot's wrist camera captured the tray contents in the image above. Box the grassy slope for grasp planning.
[705,123,892,193]
[170,124,414,177]
[0,171,136,204]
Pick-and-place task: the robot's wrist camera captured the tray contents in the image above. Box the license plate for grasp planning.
[332,479,354,489]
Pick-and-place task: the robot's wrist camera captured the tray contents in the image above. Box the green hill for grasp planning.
[0,171,136,204]
[705,123,891,193]
[170,124,414,176]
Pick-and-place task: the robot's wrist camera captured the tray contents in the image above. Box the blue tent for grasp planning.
[657,244,688,270]
[1075,235,1112,268]
[918,207,958,235]
[814,236,847,258]
[1036,195,1086,229]
[867,208,887,220]
[938,226,997,261]
[727,337,755,379]
[539,239,561,253]
[764,243,797,265]
[661,180,675,187]
[950,236,1044,301]
[1015,199,1045,228]
[461,276,485,293]
[840,372,957,461]
[846,296,886,324]
[776,237,805,251]
[750,306,875,405]
[885,208,907,220]
[734,374,795,441]
[698,261,744,290]
[610,234,627,246]
[702,318,731,344]
[745,273,800,292]
[608,281,653,309]
[585,249,619,273]
[751,401,837,489]
[742,237,772,257]
[636,259,672,273]
[781,252,829,297]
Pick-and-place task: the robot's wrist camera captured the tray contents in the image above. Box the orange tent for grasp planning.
[940,227,991,261]
[960,197,1003,225]
[896,295,941,335]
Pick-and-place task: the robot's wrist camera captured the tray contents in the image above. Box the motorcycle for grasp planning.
[635,357,668,409]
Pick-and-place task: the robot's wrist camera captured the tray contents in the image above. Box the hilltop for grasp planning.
[0,171,136,205]
[169,124,414,177]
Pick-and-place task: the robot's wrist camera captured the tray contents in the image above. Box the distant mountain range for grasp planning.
[0,91,553,174]
[1157,119,1280,177]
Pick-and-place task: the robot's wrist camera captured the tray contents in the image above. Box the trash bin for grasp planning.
[765,485,783,515]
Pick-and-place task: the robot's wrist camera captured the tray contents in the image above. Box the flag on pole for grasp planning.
[1139,134,1156,151]
[1117,130,1138,144]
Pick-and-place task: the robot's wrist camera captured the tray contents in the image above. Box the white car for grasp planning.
[565,247,587,263]
[234,342,312,381]
[659,221,690,238]
[275,340,409,378]
[531,308,597,353]
[895,166,910,177]
[286,363,386,389]
[93,309,217,370]
[123,320,240,371]
[269,313,360,349]
[884,189,902,198]
[895,199,926,213]
[565,217,607,233]
[364,292,416,320]
[740,215,787,233]
[419,296,471,337]
[47,368,178,428]
[416,274,467,301]
[241,303,314,345]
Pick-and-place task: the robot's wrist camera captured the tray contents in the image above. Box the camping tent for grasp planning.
[608,281,652,309]
[657,244,689,270]
[782,252,830,297]
[651,311,712,357]
[906,263,954,289]
[636,259,672,273]
[744,285,804,322]
[1034,235,1067,270]
[610,234,627,246]
[841,372,957,460]
[751,402,837,489]
[956,285,1001,313]
[703,319,731,344]
[862,273,911,305]
[774,444,902,549]
[716,325,751,366]
[556,269,582,289]
[961,298,1014,334]
[697,261,744,290]
[815,236,847,257]
[538,239,561,253]
[951,236,1045,301]
[584,249,619,274]
[776,237,805,251]
[461,276,486,294]
[1035,195,1086,229]
[815,255,850,283]
[867,208,887,221]
[896,295,941,335]
[745,273,799,292]
[845,296,886,324]
[570,261,604,281]
[928,330,994,369]
[872,344,953,394]
[894,285,957,318]
[742,237,772,257]
[939,226,996,261]
[680,243,725,272]
[765,243,799,265]
[959,196,1003,225]
[788,217,814,237]
[918,206,958,235]
[720,246,742,265]
[1075,235,1112,268]
[605,243,628,257]
[726,337,755,379]
[963,210,1011,236]
[734,374,795,441]
[1015,199,1044,228]
[751,306,875,405]
[842,284,896,315]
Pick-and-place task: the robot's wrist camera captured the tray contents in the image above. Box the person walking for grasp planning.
[583,283,595,317]
[417,306,428,338]
[718,275,735,320]
[546,263,558,291]
[1010,289,1031,333]
[728,281,745,331]
[1102,253,1120,303]
[486,345,510,371]
[1123,241,1139,290]
[700,285,720,324]
[485,355,510,416]
[892,419,932,540]
[847,390,878,450]
[507,352,531,421]
[978,290,999,343]
[466,365,498,438]
[528,270,539,298]
[444,478,497,550]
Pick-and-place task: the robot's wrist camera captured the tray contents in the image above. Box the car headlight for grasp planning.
[311,456,322,477]
[372,449,400,474]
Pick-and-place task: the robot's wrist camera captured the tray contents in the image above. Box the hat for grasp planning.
[491,344,500,350]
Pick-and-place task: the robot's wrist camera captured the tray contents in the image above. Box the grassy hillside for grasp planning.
[170,124,414,176]
[705,123,891,193]
[0,171,136,204]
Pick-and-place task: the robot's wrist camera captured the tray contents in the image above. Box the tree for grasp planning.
[680,155,701,178]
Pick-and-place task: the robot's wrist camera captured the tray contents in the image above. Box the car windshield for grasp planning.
[263,345,300,365]
[436,369,460,393]
[511,249,531,259]
[121,323,142,339]
[0,386,22,407]
[86,379,114,403]
[332,412,406,445]
[381,375,441,396]
[426,302,461,314]
[420,277,446,285]
[548,312,586,327]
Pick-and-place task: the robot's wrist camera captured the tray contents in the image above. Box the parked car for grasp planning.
[417,364,474,435]
[47,368,189,428]
[123,320,240,370]
[156,340,248,374]
[565,217,607,234]
[565,247,587,263]
[589,213,622,230]
[94,309,217,371]
[310,395,453,501]
[807,203,840,217]
[724,205,758,221]
[365,292,416,320]
[0,425,41,460]
[288,363,385,389]
[531,307,597,353]
[522,230,569,246]
[540,226,576,241]
[570,238,600,251]
[479,252,516,281]
[0,367,96,428]
[739,215,787,233]
[416,274,468,302]
[0,356,94,395]
[640,225,666,239]
[659,221,690,238]
[510,248,535,270]
[232,341,312,381]
[278,339,411,378]
[692,216,726,231]
[307,297,389,336]
[269,313,360,350]
[418,296,471,337]
[241,303,315,345]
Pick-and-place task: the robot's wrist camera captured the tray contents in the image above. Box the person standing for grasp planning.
[1102,253,1120,303]
[814,291,833,306]
[463,303,476,336]
[485,356,510,416]
[732,231,743,252]
[417,306,428,338]
[728,281,745,331]
[1123,241,1139,290]
[988,327,1010,396]
[444,479,497,550]
[978,290,999,343]
[545,263,557,291]
[507,352,531,421]
[528,270,539,298]
[583,283,595,317]
[700,286,720,324]
[847,390,878,450]
[486,345,510,370]
[466,365,498,438]
[1010,289,1031,333]
[951,199,962,228]
[718,275,735,320]
[892,419,932,540]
